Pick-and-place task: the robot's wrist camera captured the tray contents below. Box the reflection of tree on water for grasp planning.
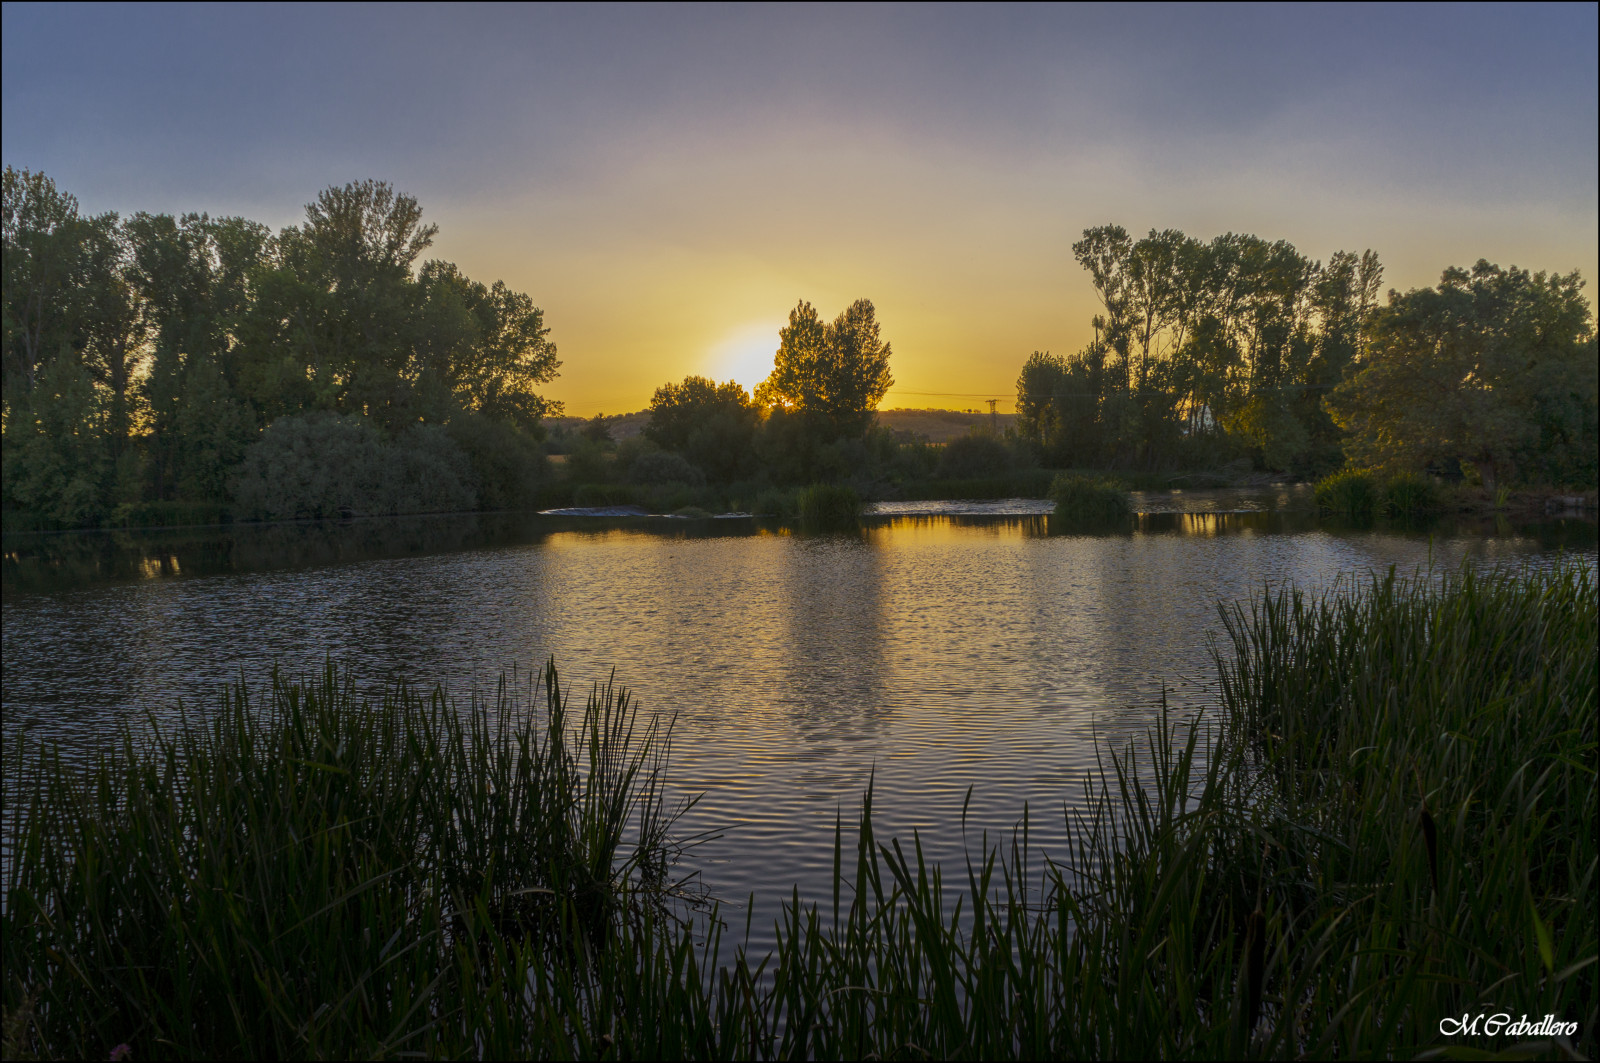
[774,533,890,745]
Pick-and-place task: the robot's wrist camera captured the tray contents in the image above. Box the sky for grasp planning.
[3,3,1596,415]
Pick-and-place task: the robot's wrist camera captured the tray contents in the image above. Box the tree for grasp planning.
[2,167,86,392]
[756,298,893,438]
[644,376,760,482]
[1326,261,1597,490]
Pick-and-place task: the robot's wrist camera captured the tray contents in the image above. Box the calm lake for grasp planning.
[4,488,1595,949]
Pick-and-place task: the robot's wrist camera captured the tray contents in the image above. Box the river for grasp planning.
[3,488,1593,950]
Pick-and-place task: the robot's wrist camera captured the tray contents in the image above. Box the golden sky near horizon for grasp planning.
[4,6,1596,415]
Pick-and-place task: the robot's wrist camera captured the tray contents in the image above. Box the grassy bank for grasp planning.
[4,564,1594,1058]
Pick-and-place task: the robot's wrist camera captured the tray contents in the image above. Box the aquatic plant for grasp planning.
[1048,472,1131,521]
[2,662,703,1059]
[1314,468,1377,517]
[795,483,862,529]
[1380,471,1438,517]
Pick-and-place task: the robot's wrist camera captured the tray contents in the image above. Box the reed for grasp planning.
[1380,471,1438,517]
[1,662,707,1060]
[1314,468,1378,517]
[1048,473,1132,522]
[4,564,1593,1058]
[795,483,862,529]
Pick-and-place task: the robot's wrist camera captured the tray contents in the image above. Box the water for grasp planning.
[4,491,1594,950]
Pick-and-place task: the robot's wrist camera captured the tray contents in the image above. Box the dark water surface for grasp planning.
[4,491,1595,946]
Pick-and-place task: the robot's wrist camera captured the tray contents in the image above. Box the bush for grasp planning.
[391,424,477,513]
[937,431,1015,479]
[230,412,477,521]
[1314,469,1377,517]
[1048,473,1131,521]
[625,447,706,488]
[795,483,861,528]
[1380,472,1438,518]
[563,439,614,486]
[750,487,799,519]
[445,414,546,510]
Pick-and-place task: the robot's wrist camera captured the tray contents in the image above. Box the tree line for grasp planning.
[1015,225,1596,488]
[3,169,560,527]
[5,168,1594,530]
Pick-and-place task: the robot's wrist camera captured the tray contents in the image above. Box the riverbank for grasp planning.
[4,562,1592,1059]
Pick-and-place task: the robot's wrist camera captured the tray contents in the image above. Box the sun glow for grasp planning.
[705,320,783,394]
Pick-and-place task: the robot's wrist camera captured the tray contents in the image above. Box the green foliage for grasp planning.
[563,438,615,486]
[755,299,893,440]
[795,482,861,529]
[937,429,1018,478]
[1314,468,1377,517]
[1380,471,1437,517]
[1017,227,1383,476]
[1048,473,1131,521]
[645,376,760,482]
[1328,260,1598,490]
[1,169,563,527]
[1,357,112,527]
[749,487,800,519]
[621,440,706,488]
[230,412,476,520]
[445,413,547,511]
[571,483,640,508]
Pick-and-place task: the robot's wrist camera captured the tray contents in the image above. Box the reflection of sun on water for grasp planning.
[706,320,782,392]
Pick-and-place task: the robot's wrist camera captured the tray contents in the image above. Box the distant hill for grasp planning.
[544,411,651,440]
[546,408,1014,444]
[876,408,1015,443]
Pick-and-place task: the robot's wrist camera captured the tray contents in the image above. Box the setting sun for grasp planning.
[704,318,783,392]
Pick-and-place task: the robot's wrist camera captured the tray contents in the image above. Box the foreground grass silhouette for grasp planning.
[3,563,1594,1059]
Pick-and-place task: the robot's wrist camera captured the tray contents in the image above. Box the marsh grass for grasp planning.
[1,662,711,1060]
[1314,468,1378,517]
[4,564,1594,1059]
[1048,473,1132,523]
[1379,471,1438,517]
[795,483,862,530]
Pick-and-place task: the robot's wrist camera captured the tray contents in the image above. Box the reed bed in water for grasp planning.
[3,563,1595,1059]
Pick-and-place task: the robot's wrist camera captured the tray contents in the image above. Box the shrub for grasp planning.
[571,483,640,507]
[230,412,394,520]
[445,413,546,510]
[937,431,1015,479]
[750,487,799,519]
[563,439,614,486]
[1380,472,1437,517]
[1314,469,1377,518]
[625,447,705,488]
[1048,473,1131,521]
[230,413,477,521]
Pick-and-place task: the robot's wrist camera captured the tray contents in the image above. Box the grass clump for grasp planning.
[1048,472,1131,522]
[1314,468,1377,517]
[1380,471,1438,517]
[795,483,862,529]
